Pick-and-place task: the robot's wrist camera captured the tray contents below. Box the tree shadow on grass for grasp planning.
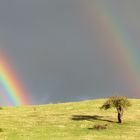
[71,115,115,123]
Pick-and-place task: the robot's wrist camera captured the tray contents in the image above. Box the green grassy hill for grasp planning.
[0,99,139,140]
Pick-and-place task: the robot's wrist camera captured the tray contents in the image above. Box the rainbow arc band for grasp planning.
[81,1,140,96]
[0,53,29,106]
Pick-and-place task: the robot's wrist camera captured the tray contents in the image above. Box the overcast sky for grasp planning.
[0,0,140,105]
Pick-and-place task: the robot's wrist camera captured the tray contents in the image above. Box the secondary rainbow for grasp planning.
[0,50,29,106]
[81,1,140,97]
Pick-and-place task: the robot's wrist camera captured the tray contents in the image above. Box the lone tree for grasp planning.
[100,96,131,123]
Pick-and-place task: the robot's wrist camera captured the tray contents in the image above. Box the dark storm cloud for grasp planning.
[0,0,139,105]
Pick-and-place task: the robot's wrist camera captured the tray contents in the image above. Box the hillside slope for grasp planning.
[0,99,139,140]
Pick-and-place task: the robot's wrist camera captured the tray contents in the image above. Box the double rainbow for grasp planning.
[0,50,29,106]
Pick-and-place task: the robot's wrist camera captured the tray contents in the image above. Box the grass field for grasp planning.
[0,99,139,140]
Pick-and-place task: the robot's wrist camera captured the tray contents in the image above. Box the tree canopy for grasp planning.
[100,96,131,123]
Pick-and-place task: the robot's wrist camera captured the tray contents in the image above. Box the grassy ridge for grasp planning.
[0,99,139,140]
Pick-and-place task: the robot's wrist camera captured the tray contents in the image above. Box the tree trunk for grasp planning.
[117,107,123,123]
[118,112,122,123]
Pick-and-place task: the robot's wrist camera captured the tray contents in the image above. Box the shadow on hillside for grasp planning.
[71,115,115,123]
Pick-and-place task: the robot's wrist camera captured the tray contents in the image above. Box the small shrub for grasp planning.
[0,128,4,132]
[93,124,108,130]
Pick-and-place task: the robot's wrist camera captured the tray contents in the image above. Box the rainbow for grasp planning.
[0,50,29,106]
[81,1,140,97]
